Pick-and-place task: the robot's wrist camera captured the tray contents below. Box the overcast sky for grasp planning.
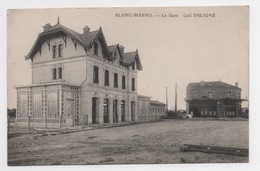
[7,7,249,109]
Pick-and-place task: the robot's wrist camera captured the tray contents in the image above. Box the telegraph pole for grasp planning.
[175,83,177,113]
[166,87,168,111]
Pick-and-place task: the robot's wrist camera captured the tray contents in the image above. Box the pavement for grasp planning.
[27,119,165,136]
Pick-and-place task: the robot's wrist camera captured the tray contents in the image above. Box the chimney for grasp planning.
[235,82,238,87]
[43,23,52,31]
[200,81,205,87]
[83,26,91,34]
[119,45,124,53]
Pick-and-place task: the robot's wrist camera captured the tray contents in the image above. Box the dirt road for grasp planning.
[8,119,248,165]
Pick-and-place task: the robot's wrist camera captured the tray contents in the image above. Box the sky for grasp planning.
[7,7,249,110]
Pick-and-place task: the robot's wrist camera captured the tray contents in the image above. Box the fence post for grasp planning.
[28,116,31,131]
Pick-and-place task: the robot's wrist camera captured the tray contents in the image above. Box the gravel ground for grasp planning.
[8,119,248,165]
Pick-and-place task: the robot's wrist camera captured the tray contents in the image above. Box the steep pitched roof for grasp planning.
[25,22,142,70]
[123,50,143,70]
[107,45,118,55]
[123,52,136,64]
[26,23,109,60]
[78,30,99,47]
[187,81,241,90]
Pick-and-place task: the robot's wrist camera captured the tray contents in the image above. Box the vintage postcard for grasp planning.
[7,7,249,166]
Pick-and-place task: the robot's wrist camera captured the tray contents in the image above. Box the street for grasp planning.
[8,119,248,165]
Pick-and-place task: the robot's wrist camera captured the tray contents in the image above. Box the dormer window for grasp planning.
[132,62,135,70]
[94,42,99,56]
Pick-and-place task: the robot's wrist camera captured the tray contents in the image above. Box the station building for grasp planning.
[16,21,143,127]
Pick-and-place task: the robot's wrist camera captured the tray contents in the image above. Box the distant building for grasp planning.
[137,95,151,120]
[149,100,167,119]
[16,21,143,127]
[186,81,242,118]
[137,95,166,120]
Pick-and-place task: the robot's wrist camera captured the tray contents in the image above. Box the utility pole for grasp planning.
[166,87,168,111]
[175,83,177,113]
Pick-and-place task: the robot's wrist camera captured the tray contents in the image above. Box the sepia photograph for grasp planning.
[7,6,249,166]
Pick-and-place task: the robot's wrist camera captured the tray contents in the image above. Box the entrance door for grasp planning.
[92,97,99,124]
[113,100,118,123]
[66,100,75,126]
[131,101,135,121]
[121,100,125,122]
[103,98,109,123]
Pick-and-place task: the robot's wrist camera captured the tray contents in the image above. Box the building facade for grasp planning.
[149,100,167,119]
[186,81,242,118]
[16,21,143,127]
[137,95,166,120]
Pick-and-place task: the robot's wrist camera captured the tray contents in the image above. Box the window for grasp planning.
[122,75,126,89]
[58,44,62,57]
[208,92,214,99]
[52,68,57,80]
[114,73,118,88]
[132,62,135,70]
[192,92,199,99]
[238,92,241,98]
[94,42,99,56]
[53,45,57,58]
[132,78,135,91]
[226,91,232,99]
[58,67,62,79]
[93,66,99,83]
[104,70,109,86]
